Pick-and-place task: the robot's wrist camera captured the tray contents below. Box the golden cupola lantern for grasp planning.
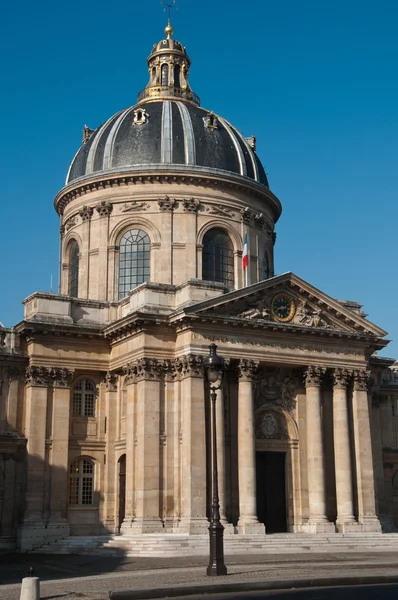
[137,19,200,106]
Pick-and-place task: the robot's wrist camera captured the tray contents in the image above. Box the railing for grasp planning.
[137,86,200,106]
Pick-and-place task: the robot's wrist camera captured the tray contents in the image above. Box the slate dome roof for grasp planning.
[66,101,269,187]
[65,22,269,189]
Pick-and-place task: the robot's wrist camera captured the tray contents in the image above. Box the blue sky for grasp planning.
[1,0,397,357]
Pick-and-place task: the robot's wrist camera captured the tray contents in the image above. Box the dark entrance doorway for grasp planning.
[118,454,126,530]
[256,451,287,533]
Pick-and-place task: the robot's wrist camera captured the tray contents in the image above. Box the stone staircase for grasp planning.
[31,532,398,557]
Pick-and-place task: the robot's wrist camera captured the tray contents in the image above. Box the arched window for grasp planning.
[68,240,79,297]
[202,228,234,287]
[69,459,94,505]
[262,252,269,280]
[161,63,169,86]
[118,229,150,300]
[72,379,96,417]
[174,64,181,88]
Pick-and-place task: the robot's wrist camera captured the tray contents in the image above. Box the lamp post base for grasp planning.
[206,521,227,576]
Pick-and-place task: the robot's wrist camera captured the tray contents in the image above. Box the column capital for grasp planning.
[8,366,25,381]
[157,195,176,212]
[123,358,163,383]
[238,359,260,382]
[25,366,52,387]
[104,371,119,392]
[78,205,94,222]
[333,368,352,390]
[96,200,113,217]
[175,354,204,379]
[51,368,75,389]
[182,197,200,213]
[305,365,326,388]
[353,369,371,392]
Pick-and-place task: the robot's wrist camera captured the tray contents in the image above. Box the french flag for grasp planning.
[242,233,248,270]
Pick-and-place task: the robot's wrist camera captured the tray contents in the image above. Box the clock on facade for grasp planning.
[271,293,296,322]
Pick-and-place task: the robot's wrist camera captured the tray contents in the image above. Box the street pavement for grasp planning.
[1,552,398,600]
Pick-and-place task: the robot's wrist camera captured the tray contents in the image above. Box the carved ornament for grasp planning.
[255,369,298,412]
[158,196,176,212]
[123,358,163,383]
[175,354,204,379]
[353,369,371,392]
[65,216,77,231]
[96,201,113,217]
[121,201,150,212]
[8,367,24,381]
[25,366,52,387]
[255,410,289,440]
[293,299,330,328]
[51,368,75,388]
[238,359,259,382]
[239,297,271,320]
[205,204,235,218]
[104,371,119,392]
[182,197,200,213]
[305,366,326,388]
[133,108,149,126]
[333,368,352,390]
[381,368,398,386]
[79,205,94,222]
[240,207,255,225]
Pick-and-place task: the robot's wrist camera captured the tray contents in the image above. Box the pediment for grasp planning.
[183,273,387,339]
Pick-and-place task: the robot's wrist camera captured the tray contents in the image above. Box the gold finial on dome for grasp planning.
[161,1,177,37]
[165,19,174,38]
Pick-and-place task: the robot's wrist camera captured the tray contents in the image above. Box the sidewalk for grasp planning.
[1,552,398,600]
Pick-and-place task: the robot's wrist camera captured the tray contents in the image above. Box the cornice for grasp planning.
[15,320,106,341]
[169,312,387,348]
[54,166,281,221]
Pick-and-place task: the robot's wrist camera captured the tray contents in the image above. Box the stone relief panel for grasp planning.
[255,409,289,440]
[255,368,300,413]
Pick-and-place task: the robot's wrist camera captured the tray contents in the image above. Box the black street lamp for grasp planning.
[204,343,228,577]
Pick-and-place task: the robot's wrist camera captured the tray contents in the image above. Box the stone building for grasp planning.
[1,21,398,553]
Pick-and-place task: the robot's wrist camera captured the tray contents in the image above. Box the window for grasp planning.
[73,379,96,417]
[68,240,79,297]
[174,64,181,88]
[69,459,94,505]
[118,229,150,300]
[263,253,269,280]
[161,64,169,86]
[202,228,234,287]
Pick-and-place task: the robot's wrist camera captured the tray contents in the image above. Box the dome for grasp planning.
[65,21,269,189]
[66,101,269,187]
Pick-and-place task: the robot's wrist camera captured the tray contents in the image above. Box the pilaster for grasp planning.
[18,366,51,550]
[237,360,264,534]
[120,367,136,533]
[124,358,163,534]
[103,372,119,533]
[158,196,175,285]
[47,368,74,539]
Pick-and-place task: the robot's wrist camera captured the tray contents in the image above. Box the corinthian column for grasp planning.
[333,368,356,532]
[352,370,381,532]
[237,360,264,534]
[178,354,208,533]
[304,366,334,532]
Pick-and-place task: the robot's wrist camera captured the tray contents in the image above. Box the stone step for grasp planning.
[30,531,398,557]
